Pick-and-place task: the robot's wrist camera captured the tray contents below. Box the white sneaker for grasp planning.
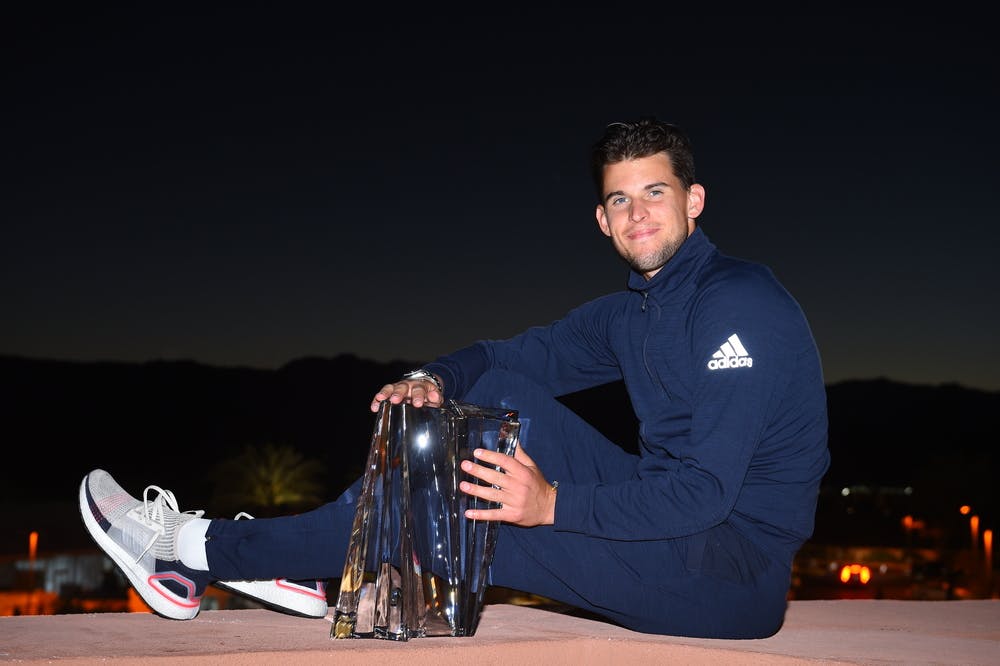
[81,469,328,620]
[79,469,211,620]
[213,512,329,618]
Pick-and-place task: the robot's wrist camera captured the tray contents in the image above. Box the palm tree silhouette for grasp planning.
[209,443,327,517]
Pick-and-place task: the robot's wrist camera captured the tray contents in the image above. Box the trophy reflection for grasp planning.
[333,400,520,640]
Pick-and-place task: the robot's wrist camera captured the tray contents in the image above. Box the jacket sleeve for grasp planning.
[425,294,625,400]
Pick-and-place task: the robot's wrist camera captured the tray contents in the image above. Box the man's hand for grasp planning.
[370,374,444,412]
[459,446,557,526]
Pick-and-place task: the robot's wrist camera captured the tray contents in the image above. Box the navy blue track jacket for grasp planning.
[426,228,830,566]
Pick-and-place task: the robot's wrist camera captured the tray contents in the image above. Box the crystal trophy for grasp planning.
[333,400,520,640]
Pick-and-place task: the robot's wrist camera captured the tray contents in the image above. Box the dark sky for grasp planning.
[4,6,998,391]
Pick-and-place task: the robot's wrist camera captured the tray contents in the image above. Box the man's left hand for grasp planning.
[459,446,556,526]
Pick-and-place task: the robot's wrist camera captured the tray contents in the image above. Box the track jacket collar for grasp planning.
[626,227,716,302]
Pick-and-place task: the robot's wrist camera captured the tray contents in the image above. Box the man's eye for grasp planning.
[648,189,663,198]
[611,196,628,206]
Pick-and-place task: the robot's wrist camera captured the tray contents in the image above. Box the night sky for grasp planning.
[5,6,998,391]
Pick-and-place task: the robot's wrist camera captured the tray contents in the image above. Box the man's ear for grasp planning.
[687,184,706,220]
[595,205,611,237]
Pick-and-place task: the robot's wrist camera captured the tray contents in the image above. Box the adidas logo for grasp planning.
[707,334,753,370]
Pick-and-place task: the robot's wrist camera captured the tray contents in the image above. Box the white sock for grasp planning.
[177,518,211,571]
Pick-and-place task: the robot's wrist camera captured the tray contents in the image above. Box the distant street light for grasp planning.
[29,531,38,615]
[984,530,993,580]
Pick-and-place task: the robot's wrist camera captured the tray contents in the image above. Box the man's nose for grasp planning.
[628,201,647,222]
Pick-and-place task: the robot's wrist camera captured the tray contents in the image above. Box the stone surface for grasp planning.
[1,600,998,665]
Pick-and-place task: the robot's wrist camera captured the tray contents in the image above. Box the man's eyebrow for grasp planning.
[603,189,626,204]
[603,182,670,204]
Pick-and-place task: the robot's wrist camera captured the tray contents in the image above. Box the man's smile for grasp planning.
[626,227,660,241]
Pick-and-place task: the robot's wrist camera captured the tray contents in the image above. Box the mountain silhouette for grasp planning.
[2,355,996,555]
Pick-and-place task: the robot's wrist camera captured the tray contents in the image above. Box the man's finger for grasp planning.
[472,447,512,468]
[465,507,504,521]
[460,458,504,487]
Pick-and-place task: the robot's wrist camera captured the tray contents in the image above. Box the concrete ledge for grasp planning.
[1,600,998,665]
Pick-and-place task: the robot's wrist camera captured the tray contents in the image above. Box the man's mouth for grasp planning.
[627,227,658,241]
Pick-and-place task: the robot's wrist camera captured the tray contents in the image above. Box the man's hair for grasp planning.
[590,117,696,203]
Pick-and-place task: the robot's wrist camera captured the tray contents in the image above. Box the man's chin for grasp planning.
[628,256,668,275]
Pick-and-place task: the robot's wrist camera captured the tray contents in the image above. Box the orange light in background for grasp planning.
[985,529,993,577]
[127,587,152,614]
[839,564,870,585]
[960,505,971,515]
[28,531,39,614]
[971,515,980,549]
[902,515,913,530]
[29,531,38,590]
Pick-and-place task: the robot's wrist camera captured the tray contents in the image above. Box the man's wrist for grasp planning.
[402,369,444,393]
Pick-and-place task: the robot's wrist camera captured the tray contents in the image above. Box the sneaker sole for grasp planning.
[214,579,328,618]
[79,474,200,620]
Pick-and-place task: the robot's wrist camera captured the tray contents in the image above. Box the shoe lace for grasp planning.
[135,485,205,562]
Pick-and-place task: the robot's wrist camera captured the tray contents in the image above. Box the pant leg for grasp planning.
[462,369,641,486]
[491,520,791,638]
[204,480,362,582]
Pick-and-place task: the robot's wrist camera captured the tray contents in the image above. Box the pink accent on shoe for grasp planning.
[148,573,201,609]
[276,579,327,600]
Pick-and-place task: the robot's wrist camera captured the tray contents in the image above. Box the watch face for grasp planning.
[405,370,440,390]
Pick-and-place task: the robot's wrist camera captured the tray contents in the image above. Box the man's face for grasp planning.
[595,153,705,280]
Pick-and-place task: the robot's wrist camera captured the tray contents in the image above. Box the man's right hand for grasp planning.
[370,374,444,412]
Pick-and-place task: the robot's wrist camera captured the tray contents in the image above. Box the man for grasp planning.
[80,117,829,638]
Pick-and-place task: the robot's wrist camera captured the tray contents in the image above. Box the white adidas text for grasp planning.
[707,356,753,370]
